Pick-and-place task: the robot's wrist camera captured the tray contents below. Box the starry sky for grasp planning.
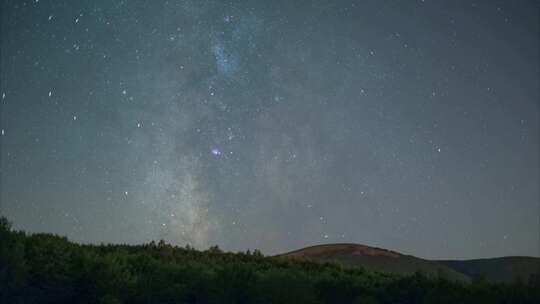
[1,0,538,259]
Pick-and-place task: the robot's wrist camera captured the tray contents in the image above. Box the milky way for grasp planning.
[1,0,538,259]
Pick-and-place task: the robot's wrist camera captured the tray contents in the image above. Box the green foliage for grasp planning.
[0,216,538,303]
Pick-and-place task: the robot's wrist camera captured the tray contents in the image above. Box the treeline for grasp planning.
[1,217,538,304]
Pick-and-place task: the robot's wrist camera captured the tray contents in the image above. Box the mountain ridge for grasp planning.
[278,243,540,283]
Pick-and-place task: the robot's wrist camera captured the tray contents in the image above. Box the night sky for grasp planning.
[1,0,538,259]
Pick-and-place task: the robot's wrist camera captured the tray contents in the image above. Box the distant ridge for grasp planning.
[438,256,540,283]
[279,243,470,282]
[279,243,540,283]
[282,243,401,258]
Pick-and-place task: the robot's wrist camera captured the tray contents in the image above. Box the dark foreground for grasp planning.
[1,218,538,304]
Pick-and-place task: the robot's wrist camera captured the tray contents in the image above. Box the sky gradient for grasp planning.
[1,0,539,259]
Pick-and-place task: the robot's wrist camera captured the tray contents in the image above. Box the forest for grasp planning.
[1,217,538,304]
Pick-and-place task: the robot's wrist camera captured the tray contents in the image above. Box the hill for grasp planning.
[438,257,540,283]
[280,243,470,282]
[280,243,540,284]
